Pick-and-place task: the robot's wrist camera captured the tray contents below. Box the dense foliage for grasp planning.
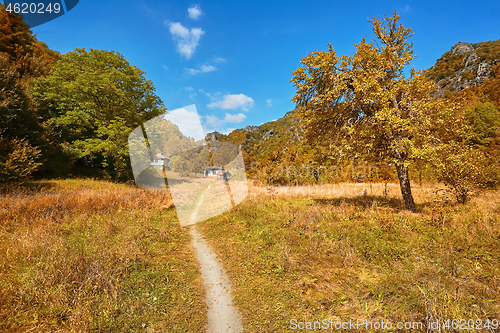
[0,4,59,182]
[32,48,166,180]
[1,6,166,182]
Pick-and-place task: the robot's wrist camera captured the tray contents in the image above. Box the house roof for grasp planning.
[203,166,224,171]
[155,153,170,160]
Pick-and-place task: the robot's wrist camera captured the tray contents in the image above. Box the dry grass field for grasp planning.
[1,179,499,332]
[198,182,500,332]
[0,179,206,332]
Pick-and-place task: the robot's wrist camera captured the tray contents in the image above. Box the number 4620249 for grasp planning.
[6,3,61,14]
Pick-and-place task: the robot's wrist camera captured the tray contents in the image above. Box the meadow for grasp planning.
[0,179,206,332]
[0,179,499,332]
[198,182,500,332]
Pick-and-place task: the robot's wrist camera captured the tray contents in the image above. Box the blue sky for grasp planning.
[21,0,500,137]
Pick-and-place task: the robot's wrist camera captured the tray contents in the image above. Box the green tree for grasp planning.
[291,12,436,211]
[464,101,500,147]
[33,48,166,180]
[169,155,195,177]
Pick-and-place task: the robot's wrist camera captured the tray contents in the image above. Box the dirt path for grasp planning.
[188,187,243,332]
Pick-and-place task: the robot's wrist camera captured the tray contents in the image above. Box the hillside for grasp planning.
[221,110,299,158]
[216,110,307,181]
[425,39,500,97]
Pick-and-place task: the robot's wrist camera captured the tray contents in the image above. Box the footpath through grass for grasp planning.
[198,184,500,332]
[0,179,206,332]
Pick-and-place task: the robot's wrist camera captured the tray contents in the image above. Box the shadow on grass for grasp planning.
[313,194,433,212]
[136,175,192,189]
[136,167,190,188]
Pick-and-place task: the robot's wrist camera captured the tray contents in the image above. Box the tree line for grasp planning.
[1,5,166,182]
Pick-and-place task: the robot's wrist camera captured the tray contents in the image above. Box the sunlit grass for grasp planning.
[198,182,500,332]
[0,179,207,332]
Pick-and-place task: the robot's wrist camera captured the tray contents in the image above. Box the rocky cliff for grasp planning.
[425,40,500,97]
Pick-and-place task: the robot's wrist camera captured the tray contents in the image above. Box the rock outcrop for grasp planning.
[243,125,258,132]
[451,41,476,55]
[205,131,220,142]
[262,129,275,141]
[428,40,500,98]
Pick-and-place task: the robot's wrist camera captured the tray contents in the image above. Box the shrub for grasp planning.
[431,142,488,204]
[0,137,41,183]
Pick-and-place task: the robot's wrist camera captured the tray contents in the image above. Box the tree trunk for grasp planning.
[395,164,416,212]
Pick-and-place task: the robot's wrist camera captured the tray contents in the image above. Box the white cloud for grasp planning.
[224,113,246,123]
[213,57,226,63]
[164,106,205,140]
[163,65,168,70]
[168,22,204,59]
[266,99,272,106]
[207,93,255,111]
[204,113,246,134]
[205,115,223,128]
[205,113,246,127]
[188,5,202,20]
[184,87,196,100]
[185,64,217,75]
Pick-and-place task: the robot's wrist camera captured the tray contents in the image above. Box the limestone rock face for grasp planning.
[205,131,220,142]
[263,129,275,141]
[451,42,475,55]
[243,125,259,132]
[477,62,492,79]
[429,40,499,97]
[464,52,479,68]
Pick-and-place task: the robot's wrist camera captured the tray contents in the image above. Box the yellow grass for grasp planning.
[198,181,500,332]
[0,179,206,332]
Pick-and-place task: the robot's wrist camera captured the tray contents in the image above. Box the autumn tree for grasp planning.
[0,4,35,62]
[291,12,437,211]
[0,5,59,181]
[33,48,166,180]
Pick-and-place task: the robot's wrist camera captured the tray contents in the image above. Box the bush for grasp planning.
[431,142,488,204]
[0,137,41,183]
[465,101,500,146]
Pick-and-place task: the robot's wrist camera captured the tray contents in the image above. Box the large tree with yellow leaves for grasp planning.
[292,12,437,211]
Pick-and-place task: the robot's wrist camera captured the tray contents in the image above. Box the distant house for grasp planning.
[215,170,232,181]
[203,166,223,178]
[151,153,170,169]
[203,166,231,180]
